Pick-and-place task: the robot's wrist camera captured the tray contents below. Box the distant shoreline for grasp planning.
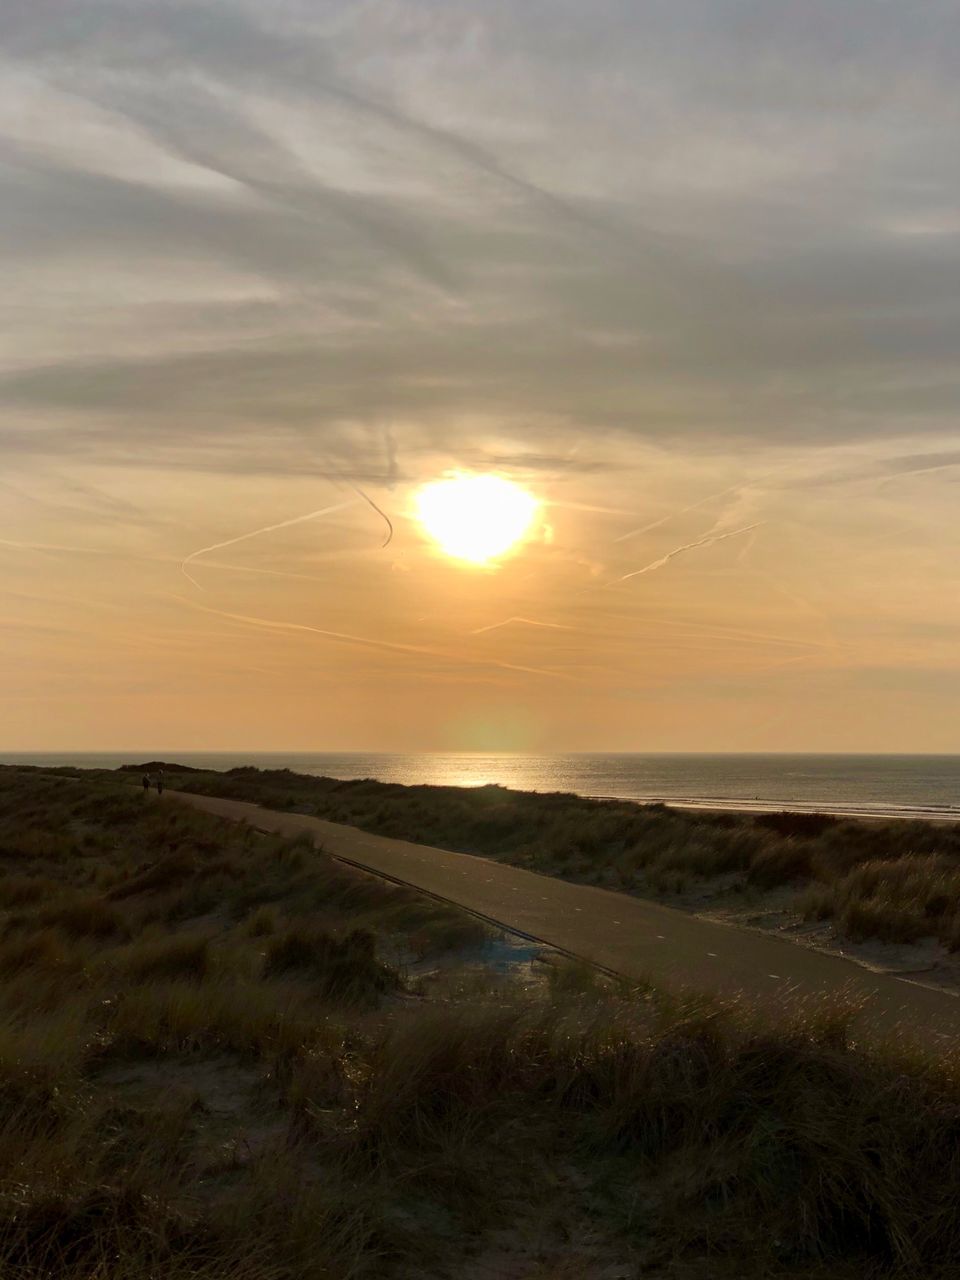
[3,750,960,824]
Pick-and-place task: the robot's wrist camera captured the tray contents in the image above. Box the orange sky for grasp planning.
[4,437,959,751]
[2,2,960,751]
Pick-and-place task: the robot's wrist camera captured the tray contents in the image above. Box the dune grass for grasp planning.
[163,763,960,950]
[3,765,960,1276]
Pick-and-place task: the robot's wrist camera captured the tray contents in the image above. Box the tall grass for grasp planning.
[3,765,960,1277]
[263,923,397,1003]
[801,854,960,948]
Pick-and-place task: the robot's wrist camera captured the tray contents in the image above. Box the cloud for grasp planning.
[2,0,959,481]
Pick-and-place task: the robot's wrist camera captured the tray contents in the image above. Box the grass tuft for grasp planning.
[119,933,211,982]
[800,854,960,946]
[263,923,398,1003]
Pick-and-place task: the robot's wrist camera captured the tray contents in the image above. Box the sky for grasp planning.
[2,0,960,753]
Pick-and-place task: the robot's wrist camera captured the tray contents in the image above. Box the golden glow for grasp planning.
[414,473,540,565]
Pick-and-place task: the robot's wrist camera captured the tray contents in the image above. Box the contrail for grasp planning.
[353,487,393,547]
[180,499,357,589]
[471,617,575,636]
[178,598,576,682]
[613,523,762,584]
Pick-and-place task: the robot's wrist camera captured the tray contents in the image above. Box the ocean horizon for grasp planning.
[4,752,960,822]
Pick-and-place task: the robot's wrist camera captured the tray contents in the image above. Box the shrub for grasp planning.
[754,811,839,839]
[747,840,814,887]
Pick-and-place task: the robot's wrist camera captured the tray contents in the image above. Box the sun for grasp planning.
[414,473,540,565]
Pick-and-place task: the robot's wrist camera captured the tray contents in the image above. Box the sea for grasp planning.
[3,752,960,823]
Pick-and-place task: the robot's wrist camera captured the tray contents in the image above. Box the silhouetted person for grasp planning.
[141,773,150,794]
[156,770,164,796]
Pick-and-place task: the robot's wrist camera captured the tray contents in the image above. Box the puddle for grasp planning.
[473,932,545,973]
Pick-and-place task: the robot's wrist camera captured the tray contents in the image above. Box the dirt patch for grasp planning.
[96,1053,289,1180]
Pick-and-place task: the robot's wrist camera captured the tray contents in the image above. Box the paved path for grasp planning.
[170,790,960,1052]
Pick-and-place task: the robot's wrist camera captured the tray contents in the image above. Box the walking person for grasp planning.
[141,773,150,795]
[156,769,164,796]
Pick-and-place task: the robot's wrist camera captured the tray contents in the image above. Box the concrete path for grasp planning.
[170,790,960,1053]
